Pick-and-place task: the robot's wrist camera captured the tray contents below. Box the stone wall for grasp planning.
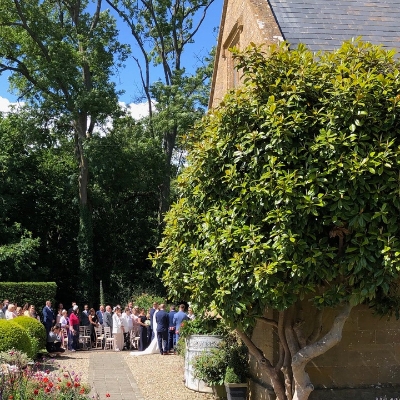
[248,304,400,399]
[210,0,282,108]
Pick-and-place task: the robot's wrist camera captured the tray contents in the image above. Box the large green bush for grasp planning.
[13,316,46,357]
[0,320,33,358]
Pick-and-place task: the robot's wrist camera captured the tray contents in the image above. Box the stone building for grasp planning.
[208,0,400,398]
[210,0,400,108]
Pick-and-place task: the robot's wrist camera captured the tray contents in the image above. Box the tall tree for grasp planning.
[153,41,400,400]
[0,0,125,301]
[105,0,215,223]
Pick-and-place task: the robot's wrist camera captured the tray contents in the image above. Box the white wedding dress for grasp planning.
[130,310,159,356]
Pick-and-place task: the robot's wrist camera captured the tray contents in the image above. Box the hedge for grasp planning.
[0,319,33,358]
[0,282,57,312]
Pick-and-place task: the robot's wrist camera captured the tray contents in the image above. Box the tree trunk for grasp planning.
[291,304,353,400]
[74,118,94,303]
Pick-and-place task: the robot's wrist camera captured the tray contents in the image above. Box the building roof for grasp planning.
[268,0,400,52]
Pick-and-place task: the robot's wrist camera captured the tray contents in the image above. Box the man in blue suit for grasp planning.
[155,304,169,355]
[167,305,177,352]
[173,304,189,344]
[42,300,55,335]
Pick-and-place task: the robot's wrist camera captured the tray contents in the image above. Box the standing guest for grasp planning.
[42,301,55,335]
[173,304,189,343]
[5,304,17,319]
[81,304,90,327]
[187,307,196,320]
[112,306,124,351]
[69,305,80,351]
[56,303,64,323]
[22,303,29,315]
[149,302,159,341]
[96,305,105,326]
[103,305,113,332]
[122,307,132,350]
[131,306,140,338]
[146,308,152,344]
[88,308,99,346]
[168,305,177,353]
[138,308,148,351]
[24,304,39,320]
[2,300,9,314]
[127,301,133,311]
[0,308,4,319]
[46,324,65,357]
[59,309,70,350]
[155,304,169,355]
[67,302,76,317]
[16,306,23,316]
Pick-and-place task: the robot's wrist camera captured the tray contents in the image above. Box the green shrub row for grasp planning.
[0,317,46,358]
[0,282,57,311]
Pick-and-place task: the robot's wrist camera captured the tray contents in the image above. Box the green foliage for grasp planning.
[193,334,248,385]
[153,40,400,328]
[0,282,56,311]
[13,316,47,357]
[133,293,166,312]
[0,320,33,358]
[178,316,228,341]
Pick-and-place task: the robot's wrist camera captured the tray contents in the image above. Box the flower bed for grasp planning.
[0,349,91,400]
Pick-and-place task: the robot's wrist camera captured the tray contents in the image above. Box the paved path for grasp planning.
[88,352,145,400]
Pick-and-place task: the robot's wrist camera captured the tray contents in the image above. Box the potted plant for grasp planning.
[192,346,228,399]
[224,366,248,400]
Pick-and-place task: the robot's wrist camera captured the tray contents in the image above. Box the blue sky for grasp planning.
[0,0,222,114]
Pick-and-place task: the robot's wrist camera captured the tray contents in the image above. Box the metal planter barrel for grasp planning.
[184,334,223,393]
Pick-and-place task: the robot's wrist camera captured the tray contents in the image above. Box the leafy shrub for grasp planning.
[0,320,33,358]
[133,292,166,312]
[0,348,32,369]
[13,316,46,357]
[192,333,248,385]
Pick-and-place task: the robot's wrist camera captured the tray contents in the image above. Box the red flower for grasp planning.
[106,394,111,397]
[45,387,51,393]
[66,381,72,387]
[8,396,13,399]
[33,390,39,395]
[74,382,80,387]
[42,377,49,383]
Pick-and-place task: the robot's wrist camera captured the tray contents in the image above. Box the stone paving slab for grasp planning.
[88,351,145,400]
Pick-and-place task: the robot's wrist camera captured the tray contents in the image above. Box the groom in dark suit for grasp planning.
[155,304,169,355]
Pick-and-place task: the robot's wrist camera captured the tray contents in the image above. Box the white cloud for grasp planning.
[120,101,155,120]
[0,96,24,114]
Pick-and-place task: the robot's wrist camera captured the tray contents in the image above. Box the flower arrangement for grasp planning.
[0,349,92,400]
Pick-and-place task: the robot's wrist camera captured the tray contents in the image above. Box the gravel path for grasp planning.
[54,350,214,400]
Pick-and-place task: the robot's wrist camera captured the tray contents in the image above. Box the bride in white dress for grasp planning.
[130,309,159,356]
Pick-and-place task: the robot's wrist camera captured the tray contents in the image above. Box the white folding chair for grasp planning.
[79,326,91,350]
[103,326,114,350]
[94,326,104,349]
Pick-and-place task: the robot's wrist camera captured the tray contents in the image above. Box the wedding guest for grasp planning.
[16,306,23,316]
[112,306,124,351]
[0,308,4,319]
[131,306,140,338]
[96,305,105,325]
[81,304,90,327]
[155,304,169,355]
[188,307,195,320]
[67,302,76,317]
[149,302,158,341]
[46,324,65,357]
[173,304,189,343]
[42,300,55,335]
[24,304,39,319]
[88,308,99,346]
[56,303,64,323]
[2,300,9,314]
[59,309,70,350]
[104,305,113,332]
[69,305,80,351]
[122,307,133,350]
[138,308,148,351]
[22,303,29,315]
[6,304,17,319]
[168,305,177,352]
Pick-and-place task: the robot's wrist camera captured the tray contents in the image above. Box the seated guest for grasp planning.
[46,324,65,357]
